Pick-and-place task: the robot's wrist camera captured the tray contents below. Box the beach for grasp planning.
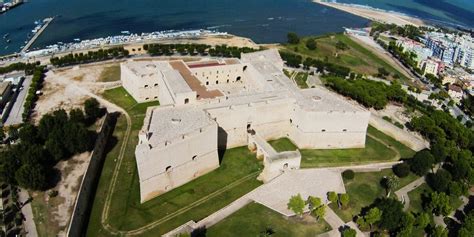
[313,0,427,27]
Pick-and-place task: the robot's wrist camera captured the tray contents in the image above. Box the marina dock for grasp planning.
[21,17,54,53]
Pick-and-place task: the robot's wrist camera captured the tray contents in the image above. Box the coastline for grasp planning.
[313,0,427,27]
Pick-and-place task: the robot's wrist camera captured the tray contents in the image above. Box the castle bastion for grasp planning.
[121,49,371,203]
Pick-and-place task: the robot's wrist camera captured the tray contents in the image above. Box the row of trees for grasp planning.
[0,98,103,190]
[50,47,130,67]
[324,76,407,110]
[287,194,326,221]
[0,62,40,75]
[370,22,422,41]
[22,66,45,121]
[143,43,258,59]
[279,51,351,78]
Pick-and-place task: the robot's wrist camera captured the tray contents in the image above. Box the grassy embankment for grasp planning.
[86,87,263,236]
[281,33,410,83]
[269,125,415,168]
[207,202,331,237]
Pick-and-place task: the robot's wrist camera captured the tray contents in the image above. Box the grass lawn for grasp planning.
[282,34,409,83]
[330,169,418,222]
[294,72,309,89]
[98,64,121,82]
[407,183,432,214]
[367,126,416,159]
[269,126,414,168]
[86,87,263,236]
[207,202,331,237]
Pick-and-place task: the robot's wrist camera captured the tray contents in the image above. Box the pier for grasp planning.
[21,17,54,53]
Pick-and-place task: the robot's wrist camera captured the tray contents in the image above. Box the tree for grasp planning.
[15,164,47,191]
[287,32,300,44]
[415,212,431,229]
[458,210,474,237]
[18,123,41,145]
[339,193,350,209]
[393,163,410,177]
[335,41,349,50]
[430,225,448,237]
[69,108,85,124]
[342,170,355,180]
[311,204,326,221]
[374,198,404,231]
[365,207,382,230]
[327,191,338,204]
[358,207,382,231]
[306,196,321,211]
[84,98,102,120]
[410,150,435,176]
[287,193,305,216]
[382,175,399,197]
[427,169,452,193]
[341,227,356,237]
[305,38,317,50]
[425,192,452,216]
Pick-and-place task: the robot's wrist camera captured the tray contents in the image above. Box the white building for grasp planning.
[420,58,441,76]
[448,84,464,103]
[121,50,371,203]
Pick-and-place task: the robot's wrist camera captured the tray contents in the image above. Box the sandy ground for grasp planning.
[53,152,91,236]
[313,0,427,27]
[33,62,121,122]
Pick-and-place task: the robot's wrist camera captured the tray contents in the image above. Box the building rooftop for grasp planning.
[146,106,215,146]
[0,81,11,96]
[169,61,223,99]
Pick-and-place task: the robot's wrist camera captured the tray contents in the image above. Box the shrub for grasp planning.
[393,163,410,177]
[342,170,355,180]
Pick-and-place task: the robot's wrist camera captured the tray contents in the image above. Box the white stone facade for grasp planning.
[122,49,371,203]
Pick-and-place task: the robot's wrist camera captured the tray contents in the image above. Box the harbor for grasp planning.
[21,17,55,53]
[0,0,23,14]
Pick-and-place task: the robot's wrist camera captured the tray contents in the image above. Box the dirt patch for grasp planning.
[30,152,91,237]
[34,64,118,121]
[98,64,121,82]
[53,152,91,235]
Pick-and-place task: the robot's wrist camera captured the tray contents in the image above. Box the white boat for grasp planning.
[121,31,130,34]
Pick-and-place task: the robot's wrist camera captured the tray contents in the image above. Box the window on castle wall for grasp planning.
[243,65,248,71]
[184,98,189,104]
[145,97,149,100]
[192,155,197,161]
[343,129,347,132]
[206,81,209,85]
[216,80,219,84]
[236,76,241,82]
[144,85,149,88]
[290,119,293,124]
[154,83,158,87]
[154,96,158,99]
[166,166,172,172]
[227,79,229,83]
[322,129,326,132]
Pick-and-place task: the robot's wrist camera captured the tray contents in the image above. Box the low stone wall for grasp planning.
[369,114,428,152]
[66,112,119,237]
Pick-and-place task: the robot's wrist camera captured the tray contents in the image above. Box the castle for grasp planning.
[121,50,370,203]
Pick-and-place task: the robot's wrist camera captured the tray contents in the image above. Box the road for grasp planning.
[4,76,32,126]
[19,190,38,237]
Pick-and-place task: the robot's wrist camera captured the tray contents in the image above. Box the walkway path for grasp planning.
[395,177,426,211]
[319,208,365,237]
[19,190,38,237]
